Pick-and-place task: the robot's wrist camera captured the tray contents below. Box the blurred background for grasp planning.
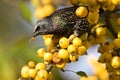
[0,0,45,80]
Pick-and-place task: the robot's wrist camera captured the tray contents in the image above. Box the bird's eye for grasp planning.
[35,26,41,32]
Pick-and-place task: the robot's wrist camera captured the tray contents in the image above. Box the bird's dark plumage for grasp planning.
[33,6,89,38]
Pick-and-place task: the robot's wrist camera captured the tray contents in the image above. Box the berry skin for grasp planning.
[95,36,106,44]
[78,46,87,55]
[21,66,29,78]
[44,38,53,47]
[76,6,88,18]
[43,35,53,40]
[117,18,120,26]
[67,44,76,53]
[69,53,78,62]
[112,0,119,5]
[68,34,76,41]
[28,68,37,78]
[58,49,69,60]
[35,63,46,71]
[34,6,46,19]
[113,38,120,48]
[37,48,46,58]
[118,32,120,39]
[111,56,120,68]
[52,52,61,63]
[43,5,55,17]
[37,70,48,80]
[40,0,52,5]
[70,0,79,5]
[28,61,35,68]
[83,40,90,49]
[72,37,82,47]
[44,52,53,62]
[96,27,106,36]
[56,61,66,69]
[87,11,99,24]
[59,37,69,48]
[79,0,89,5]
[48,72,53,80]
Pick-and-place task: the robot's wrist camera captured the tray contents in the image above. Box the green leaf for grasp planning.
[76,71,87,77]
[19,2,32,23]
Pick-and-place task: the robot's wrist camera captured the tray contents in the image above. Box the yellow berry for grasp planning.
[59,37,69,48]
[118,32,120,38]
[37,48,46,58]
[68,34,76,40]
[103,3,115,11]
[100,0,112,7]
[43,5,55,17]
[87,11,99,24]
[43,35,53,40]
[31,0,40,7]
[56,61,66,69]
[89,0,97,5]
[37,70,48,80]
[95,36,106,44]
[104,42,113,51]
[83,40,90,49]
[47,45,55,53]
[76,6,88,18]
[28,68,37,78]
[88,76,97,80]
[34,6,46,19]
[69,53,78,62]
[112,0,119,5]
[80,76,87,80]
[28,61,35,68]
[98,46,105,54]
[88,35,96,44]
[58,49,69,59]
[67,44,76,53]
[70,0,79,5]
[21,66,29,78]
[41,0,52,5]
[79,0,89,5]
[44,38,53,47]
[44,52,53,62]
[97,0,106,3]
[117,18,120,26]
[111,56,120,68]
[35,63,46,71]
[113,38,120,48]
[78,46,87,55]
[72,37,82,47]
[96,27,106,36]
[103,52,112,62]
[48,72,53,80]
[52,52,61,63]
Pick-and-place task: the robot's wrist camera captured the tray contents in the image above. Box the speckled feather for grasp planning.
[33,6,89,37]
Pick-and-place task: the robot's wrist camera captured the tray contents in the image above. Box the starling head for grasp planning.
[33,17,51,37]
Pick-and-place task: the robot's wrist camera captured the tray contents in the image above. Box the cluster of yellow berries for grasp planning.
[70,0,120,24]
[97,32,120,80]
[20,61,53,80]
[31,0,55,19]
[40,34,89,68]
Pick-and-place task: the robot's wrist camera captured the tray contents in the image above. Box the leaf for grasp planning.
[76,71,87,77]
[19,2,32,23]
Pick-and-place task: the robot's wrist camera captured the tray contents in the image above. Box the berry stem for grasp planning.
[61,69,76,74]
[47,65,53,72]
